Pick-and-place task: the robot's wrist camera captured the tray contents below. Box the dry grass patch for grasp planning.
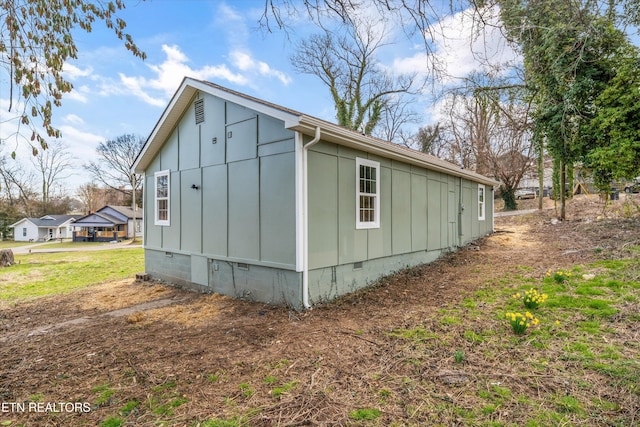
[134,293,235,327]
[78,279,173,312]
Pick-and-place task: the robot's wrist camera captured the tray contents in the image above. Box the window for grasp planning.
[478,184,485,221]
[154,170,170,226]
[356,158,380,229]
[22,227,27,237]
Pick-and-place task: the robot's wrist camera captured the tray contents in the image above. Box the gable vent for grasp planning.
[194,99,205,124]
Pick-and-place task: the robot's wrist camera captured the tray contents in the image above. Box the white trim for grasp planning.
[478,184,486,221]
[154,170,171,226]
[294,132,304,273]
[355,157,380,229]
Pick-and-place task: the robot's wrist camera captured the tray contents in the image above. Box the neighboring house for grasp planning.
[132,77,499,310]
[10,215,83,242]
[72,205,143,242]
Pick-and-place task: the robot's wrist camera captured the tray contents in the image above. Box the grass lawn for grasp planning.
[0,248,144,301]
[0,241,32,249]
[40,241,128,249]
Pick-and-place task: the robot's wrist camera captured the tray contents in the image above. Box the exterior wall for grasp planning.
[306,141,494,304]
[12,221,38,242]
[145,249,303,309]
[127,219,143,238]
[143,91,299,306]
[59,224,74,239]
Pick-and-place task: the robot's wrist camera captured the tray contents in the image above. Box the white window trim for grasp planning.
[356,157,380,229]
[478,184,486,221]
[154,170,170,226]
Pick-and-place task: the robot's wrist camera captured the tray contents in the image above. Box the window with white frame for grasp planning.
[22,227,27,237]
[356,157,380,229]
[478,184,486,221]
[154,170,170,226]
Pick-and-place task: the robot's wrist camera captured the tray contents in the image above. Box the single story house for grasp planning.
[132,77,498,310]
[10,215,83,242]
[72,205,143,242]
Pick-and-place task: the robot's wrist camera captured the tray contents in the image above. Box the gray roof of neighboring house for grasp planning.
[10,215,83,228]
[72,205,143,228]
[73,212,126,227]
[99,205,142,220]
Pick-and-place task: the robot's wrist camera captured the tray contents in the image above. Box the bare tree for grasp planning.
[76,182,129,213]
[290,19,416,136]
[0,154,38,216]
[85,134,144,241]
[30,142,75,211]
[84,134,143,204]
[261,0,447,77]
[76,182,103,213]
[407,123,453,159]
[439,74,535,209]
[374,93,421,143]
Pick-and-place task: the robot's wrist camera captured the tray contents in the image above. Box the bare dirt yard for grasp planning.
[1,194,639,426]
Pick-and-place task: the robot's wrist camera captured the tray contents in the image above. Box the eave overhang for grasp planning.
[292,116,500,187]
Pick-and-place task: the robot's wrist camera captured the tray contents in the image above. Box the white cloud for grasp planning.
[391,6,520,84]
[62,114,85,126]
[112,43,252,107]
[63,63,93,79]
[115,36,292,105]
[229,50,292,85]
[56,3,292,108]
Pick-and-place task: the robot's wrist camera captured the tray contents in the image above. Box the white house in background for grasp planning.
[10,215,83,242]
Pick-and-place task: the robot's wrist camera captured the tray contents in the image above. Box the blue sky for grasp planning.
[1,1,518,192]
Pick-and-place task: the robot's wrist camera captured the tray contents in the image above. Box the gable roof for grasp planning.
[133,77,499,187]
[72,212,127,227]
[98,205,142,220]
[9,215,83,229]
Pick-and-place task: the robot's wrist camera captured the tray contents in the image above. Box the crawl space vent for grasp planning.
[194,99,205,124]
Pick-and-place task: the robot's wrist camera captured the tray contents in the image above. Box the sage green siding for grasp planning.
[338,156,367,264]
[201,164,227,255]
[143,91,297,271]
[260,152,296,265]
[308,151,339,269]
[141,85,494,309]
[228,158,260,260]
[180,168,202,253]
[200,96,226,166]
[411,173,428,251]
[391,168,411,254]
[306,141,494,276]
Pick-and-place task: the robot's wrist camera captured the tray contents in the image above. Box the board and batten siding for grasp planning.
[143,92,298,274]
[305,140,493,303]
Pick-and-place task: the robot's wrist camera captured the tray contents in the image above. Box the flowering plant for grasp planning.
[546,269,572,283]
[506,311,539,335]
[513,288,548,309]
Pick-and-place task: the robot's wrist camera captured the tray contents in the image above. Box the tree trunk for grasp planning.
[502,186,518,211]
[559,160,566,220]
[537,145,544,210]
